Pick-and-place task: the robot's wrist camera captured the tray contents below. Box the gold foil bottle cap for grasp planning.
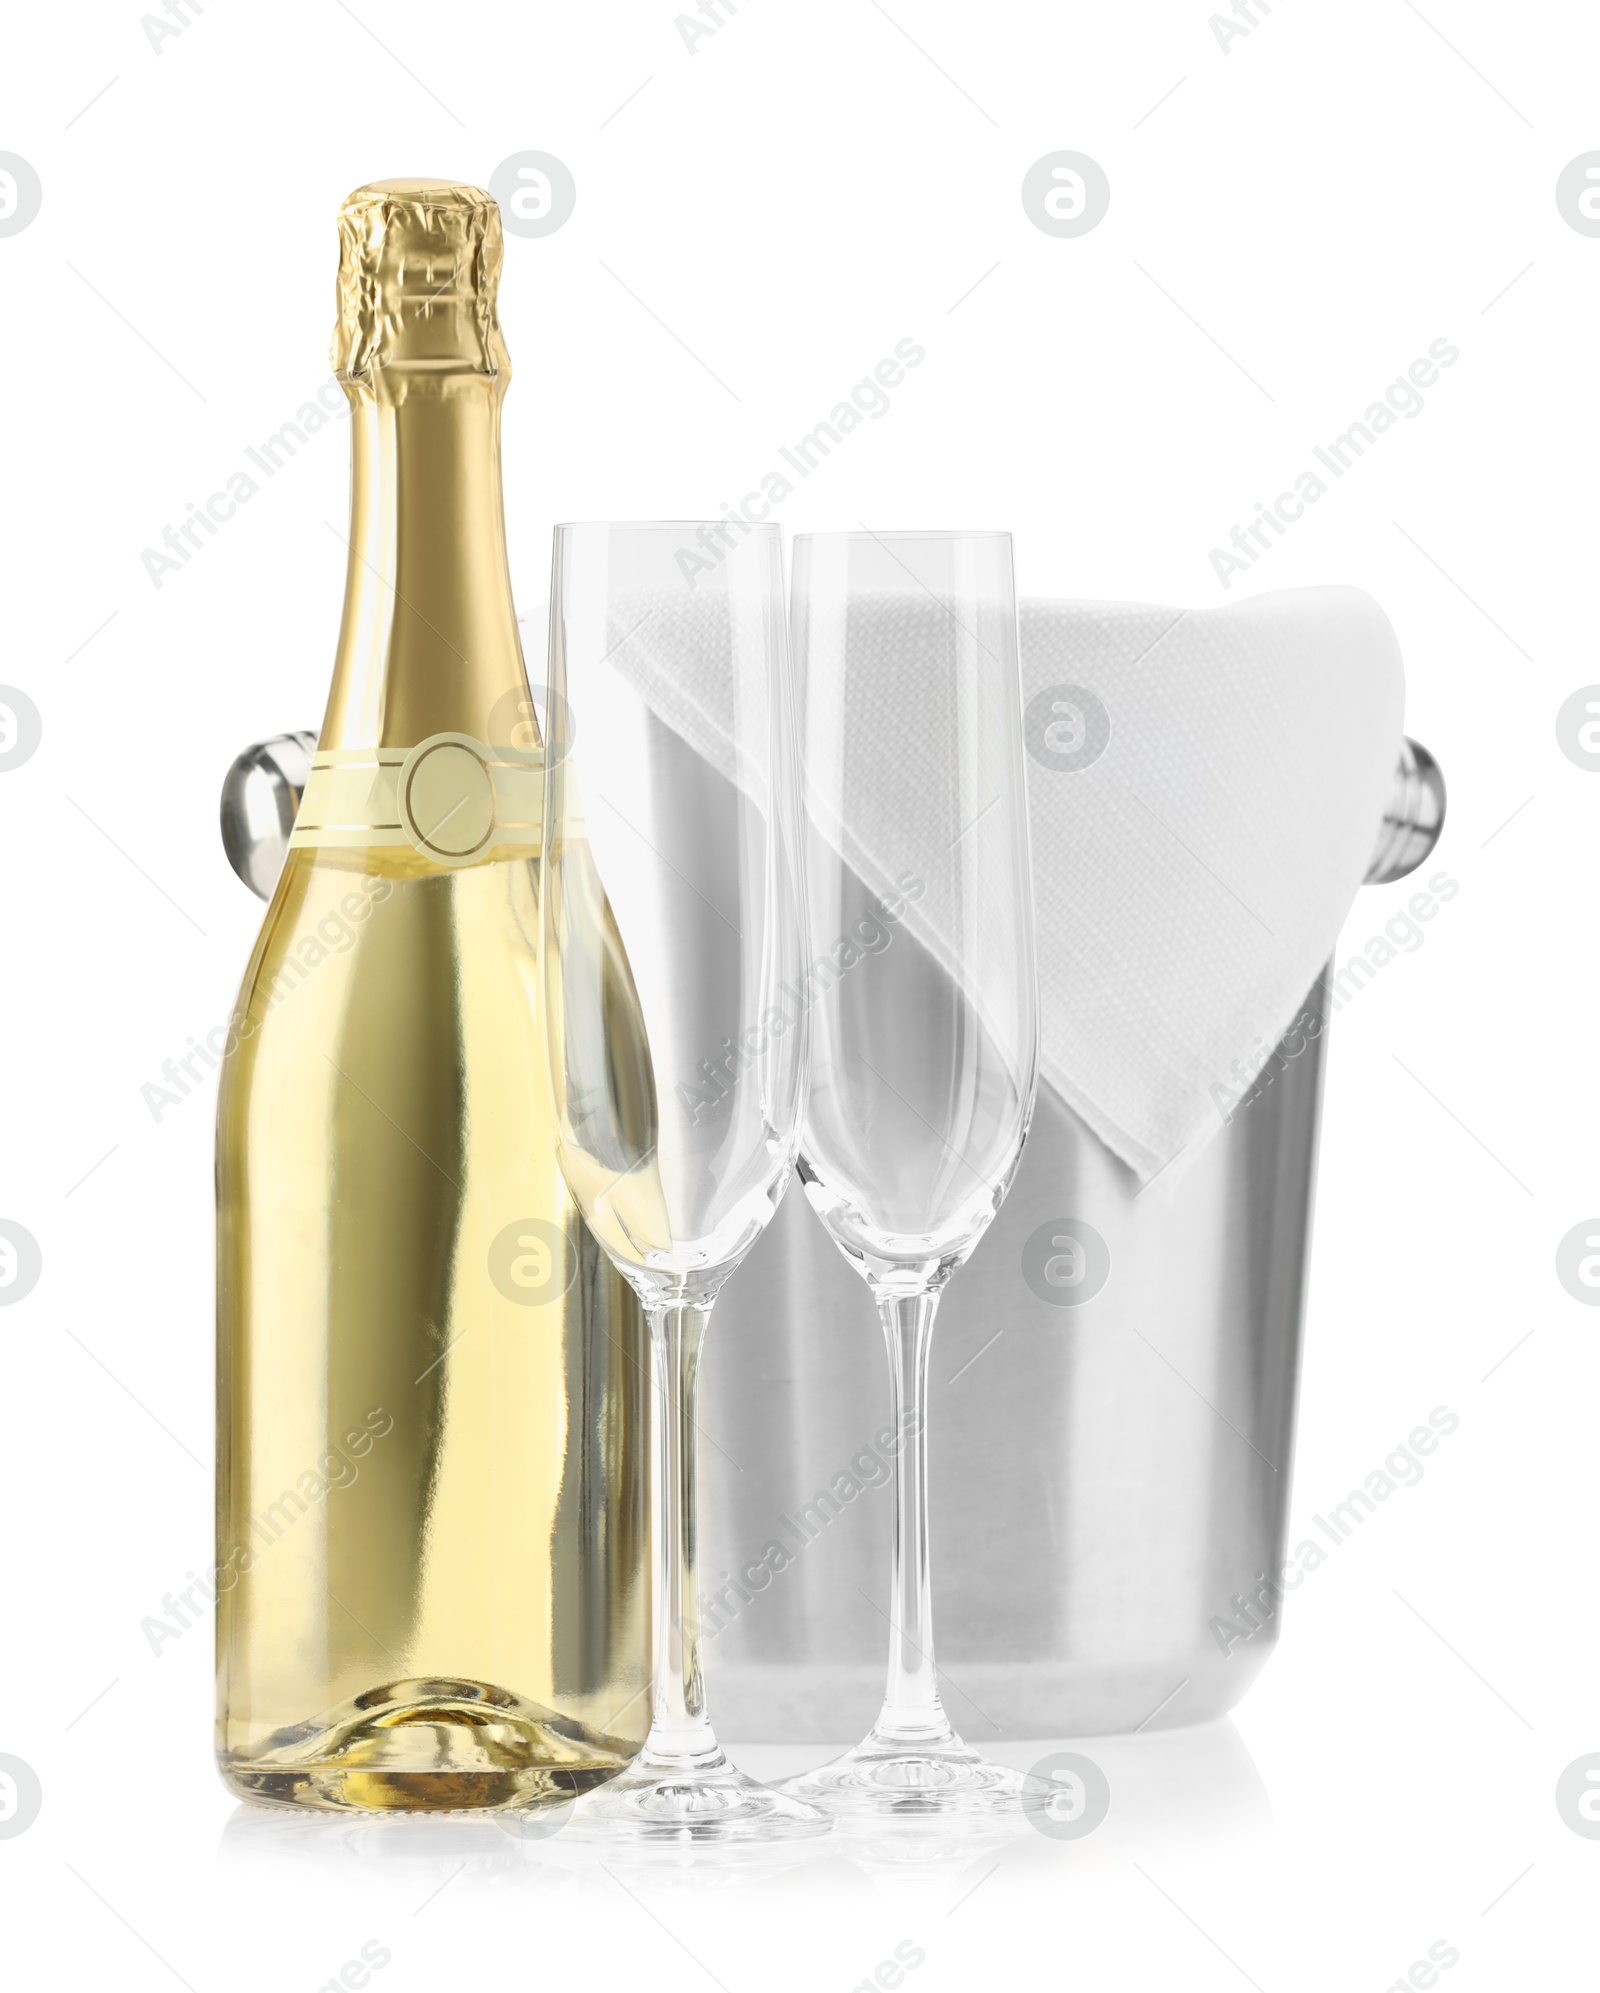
[333,178,508,389]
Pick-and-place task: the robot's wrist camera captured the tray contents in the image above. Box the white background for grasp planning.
[2,0,1596,1985]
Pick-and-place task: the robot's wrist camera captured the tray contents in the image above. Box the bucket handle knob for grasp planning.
[1365,738,1445,886]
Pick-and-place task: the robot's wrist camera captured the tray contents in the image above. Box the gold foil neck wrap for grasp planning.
[333,179,508,387]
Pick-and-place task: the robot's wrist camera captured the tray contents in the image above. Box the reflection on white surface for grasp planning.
[216,1719,1269,1904]
[740,1720,1272,1881]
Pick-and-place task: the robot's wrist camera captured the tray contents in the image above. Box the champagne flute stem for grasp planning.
[871,1289,956,1748]
[640,1300,722,1770]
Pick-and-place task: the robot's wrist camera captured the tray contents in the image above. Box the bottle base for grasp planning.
[218,1675,641,1815]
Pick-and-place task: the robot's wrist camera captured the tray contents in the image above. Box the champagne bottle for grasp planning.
[215,180,650,1812]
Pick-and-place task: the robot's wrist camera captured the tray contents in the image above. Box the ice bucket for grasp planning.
[699,740,1445,1741]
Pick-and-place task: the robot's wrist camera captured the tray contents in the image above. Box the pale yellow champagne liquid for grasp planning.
[215,846,650,1809]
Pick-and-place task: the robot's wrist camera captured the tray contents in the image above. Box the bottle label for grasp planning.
[289,733,543,865]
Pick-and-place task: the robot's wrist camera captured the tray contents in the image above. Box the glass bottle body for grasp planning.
[215,845,651,1811]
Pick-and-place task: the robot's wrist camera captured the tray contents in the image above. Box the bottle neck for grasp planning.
[319,375,529,752]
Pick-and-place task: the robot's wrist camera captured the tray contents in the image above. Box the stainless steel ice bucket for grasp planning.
[699,741,1445,1742]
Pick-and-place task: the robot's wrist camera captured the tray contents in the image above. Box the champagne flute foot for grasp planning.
[568,1754,832,1842]
[780,1738,1024,1818]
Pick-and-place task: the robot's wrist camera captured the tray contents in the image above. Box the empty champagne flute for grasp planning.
[539,521,828,1842]
[780,530,1040,1817]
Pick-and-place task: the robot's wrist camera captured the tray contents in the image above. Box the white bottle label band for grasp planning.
[289,735,544,865]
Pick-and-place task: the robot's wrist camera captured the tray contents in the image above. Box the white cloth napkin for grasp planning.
[1017,587,1403,1181]
[547,582,1405,1186]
